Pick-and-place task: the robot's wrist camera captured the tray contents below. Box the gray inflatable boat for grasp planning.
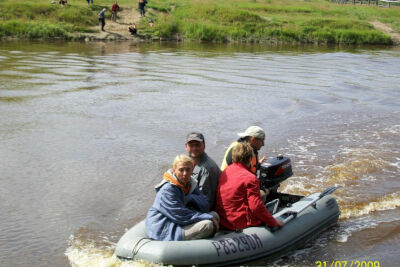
[115,157,340,266]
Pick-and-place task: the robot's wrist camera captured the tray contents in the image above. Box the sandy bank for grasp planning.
[73,7,144,42]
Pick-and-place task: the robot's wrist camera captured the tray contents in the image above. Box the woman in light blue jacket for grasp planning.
[146,154,219,241]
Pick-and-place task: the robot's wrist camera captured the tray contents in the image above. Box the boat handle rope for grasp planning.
[282,186,341,224]
[132,237,152,256]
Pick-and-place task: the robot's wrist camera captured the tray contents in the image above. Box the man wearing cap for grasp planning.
[185,132,221,211]
[221,126,267,174]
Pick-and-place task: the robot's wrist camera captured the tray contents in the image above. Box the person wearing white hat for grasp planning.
[220,126,267,174]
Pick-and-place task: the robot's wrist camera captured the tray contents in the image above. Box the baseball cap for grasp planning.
[237,126,265,139]
[186,132,205,143]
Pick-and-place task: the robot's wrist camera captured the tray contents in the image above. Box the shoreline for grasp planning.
[72,17,400,45]
[2,22,399,46]
[1,34,398,47]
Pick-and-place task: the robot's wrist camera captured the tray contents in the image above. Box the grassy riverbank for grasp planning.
[0,0,135,38]
[1,0,399,44]
[0,0,95,38]
[146,0,399,44]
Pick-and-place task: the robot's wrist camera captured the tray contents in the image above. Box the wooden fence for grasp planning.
[330,0,400,7]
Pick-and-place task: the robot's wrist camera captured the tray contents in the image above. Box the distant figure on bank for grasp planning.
[59,0,67,5]
[86,0,93,4]
[129,24,137,35]
[99,8,106,32]
[111,1,120,22]
[148,18,154,27]
[146,154,220,241]
[138,0,146,17]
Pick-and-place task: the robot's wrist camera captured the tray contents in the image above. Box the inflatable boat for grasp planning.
[115,156,340,266]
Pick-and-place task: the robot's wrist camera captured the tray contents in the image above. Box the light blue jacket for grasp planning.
[146,170,213,241]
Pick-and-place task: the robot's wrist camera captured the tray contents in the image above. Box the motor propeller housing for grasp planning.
[258,155,293,192]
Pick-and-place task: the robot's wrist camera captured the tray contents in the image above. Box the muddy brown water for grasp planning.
[0,41,399,267]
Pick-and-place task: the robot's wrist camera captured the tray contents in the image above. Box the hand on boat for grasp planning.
[276,220,284,228]
[259,156,267,164]
[270,220,285,232]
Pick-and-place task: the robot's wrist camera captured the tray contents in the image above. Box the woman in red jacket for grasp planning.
[111,1,120,22]
[215,143,284,231]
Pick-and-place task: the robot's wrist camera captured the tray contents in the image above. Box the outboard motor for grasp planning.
[258,155,293,193]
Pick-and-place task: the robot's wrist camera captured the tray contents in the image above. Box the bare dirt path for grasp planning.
[75,7,143,41]
[371,21,400,45]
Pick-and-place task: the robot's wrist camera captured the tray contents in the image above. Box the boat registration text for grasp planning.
[211,233,263,256]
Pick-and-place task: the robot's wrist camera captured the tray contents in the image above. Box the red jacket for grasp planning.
[215,163,278,230]
[112,4,120,12]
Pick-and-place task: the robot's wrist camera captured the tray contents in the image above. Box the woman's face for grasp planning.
[172,162,193,185]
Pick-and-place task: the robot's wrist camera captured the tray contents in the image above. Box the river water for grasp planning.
[0,41,399,267]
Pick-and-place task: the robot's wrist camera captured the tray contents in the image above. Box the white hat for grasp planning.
[237,126,265,139]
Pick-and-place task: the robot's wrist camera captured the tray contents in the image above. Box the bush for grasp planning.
[185,23,228,42]
[153,17,181,38]
[0,20,72,39]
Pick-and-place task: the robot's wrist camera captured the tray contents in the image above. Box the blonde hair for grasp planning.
[172,154,194,169]
[232,143,254,165]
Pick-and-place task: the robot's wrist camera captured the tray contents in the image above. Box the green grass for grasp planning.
[145,0,398,44]
[0,0,100,39]
[0,0,399,44]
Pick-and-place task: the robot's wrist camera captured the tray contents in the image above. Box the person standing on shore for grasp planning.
[138,0,146,17]
[99,8,106,32]
[86,0,93,4]
[111,1,120,22]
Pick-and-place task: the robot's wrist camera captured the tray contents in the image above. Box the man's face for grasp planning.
[172,162,193,185]
[185,141,205,159]
[249,137,264,151]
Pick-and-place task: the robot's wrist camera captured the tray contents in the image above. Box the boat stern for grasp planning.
[115,220,147,259]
